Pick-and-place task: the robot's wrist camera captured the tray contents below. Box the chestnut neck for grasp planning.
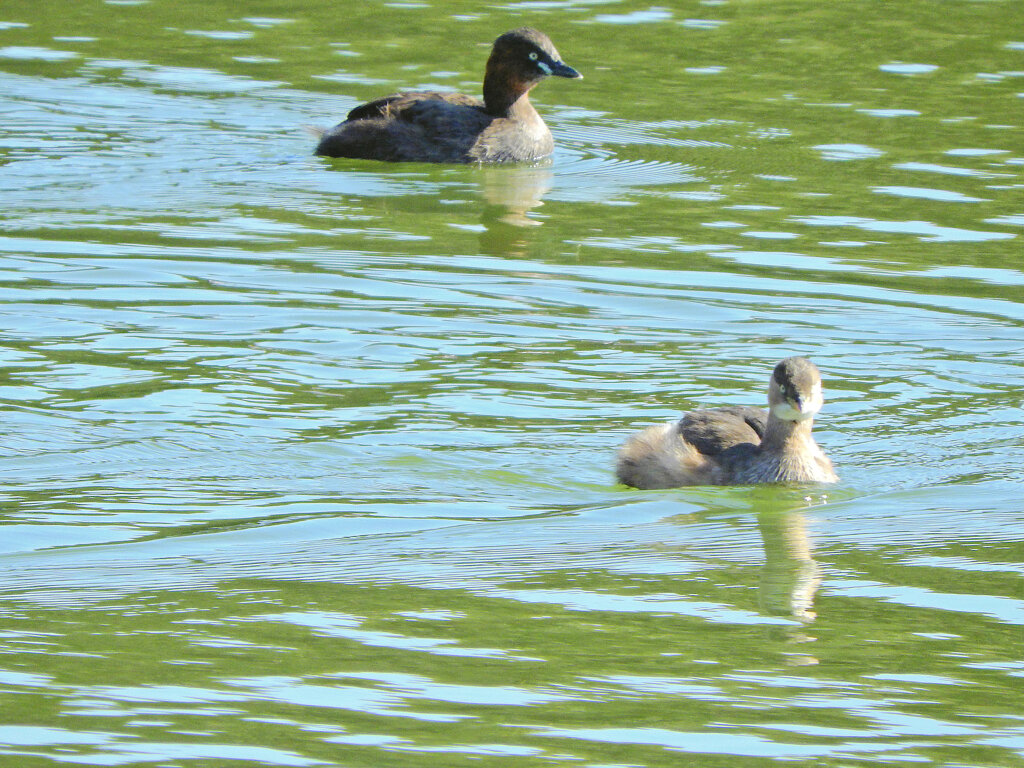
[483,64,539,118]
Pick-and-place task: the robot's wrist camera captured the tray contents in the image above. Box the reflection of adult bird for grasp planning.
[617,358,839,488]
[315,28,582,163]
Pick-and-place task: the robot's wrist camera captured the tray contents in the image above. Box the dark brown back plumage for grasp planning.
[679,405,768,456]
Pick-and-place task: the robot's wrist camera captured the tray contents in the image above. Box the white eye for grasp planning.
[528,52,538,60]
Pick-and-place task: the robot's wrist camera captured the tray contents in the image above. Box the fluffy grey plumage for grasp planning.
[616,357,838,488]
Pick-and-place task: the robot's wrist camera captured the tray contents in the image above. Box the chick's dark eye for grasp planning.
[528,52,538,60]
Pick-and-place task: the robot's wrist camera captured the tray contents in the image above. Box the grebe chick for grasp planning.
[616,357,839,488]
[314,27,582,163]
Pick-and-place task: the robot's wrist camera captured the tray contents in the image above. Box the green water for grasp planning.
[1,0,1023,765]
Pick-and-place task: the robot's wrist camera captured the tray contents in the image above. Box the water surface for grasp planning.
[1,0,1023,765]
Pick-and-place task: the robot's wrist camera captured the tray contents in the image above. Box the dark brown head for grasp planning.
[483,28,582,113]
[767,357,825,422]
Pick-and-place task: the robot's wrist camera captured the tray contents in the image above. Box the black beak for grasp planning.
[550,60,583,79]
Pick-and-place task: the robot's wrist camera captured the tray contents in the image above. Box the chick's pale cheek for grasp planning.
[772,401,816,422]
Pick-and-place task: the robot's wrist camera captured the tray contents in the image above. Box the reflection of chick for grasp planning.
[759,510,822,623]
[616,357,839,488]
